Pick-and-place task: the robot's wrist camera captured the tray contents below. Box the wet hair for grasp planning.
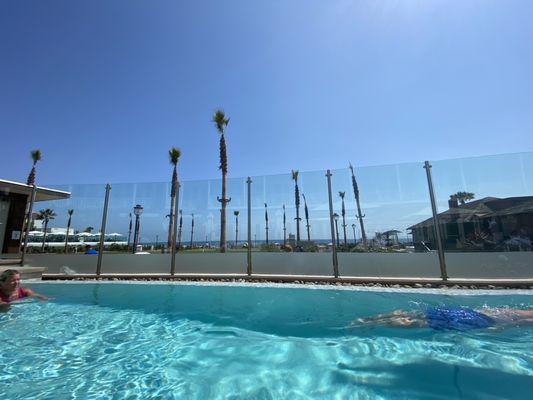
[0,269,20,282]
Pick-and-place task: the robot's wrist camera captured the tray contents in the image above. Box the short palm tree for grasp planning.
[349,163,367,248]
[282,204,287,246]
[84,226,94,233]
[291,170,301,245]
[64,209,74,253]
[27,149,42,185]
[302,194,311,242]
[339,191,347,248]
[264,204,269,245]
[167,147,181,249]
[177,209,183,250]
[234,210,239,247]
[213,109,231,253]
[453,191,475,205]
[189,213,195,249]
[37,208,56,252]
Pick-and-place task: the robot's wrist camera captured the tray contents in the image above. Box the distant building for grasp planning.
[0,179,70,253]
[408,196,533,251]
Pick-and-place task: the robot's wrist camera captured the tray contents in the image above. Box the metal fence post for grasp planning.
[96,184,111,276]
[170,181,180,275]
[326,170,339,278]
[247,177,252,276]
[423,161,448,281]
[20,184,37,266]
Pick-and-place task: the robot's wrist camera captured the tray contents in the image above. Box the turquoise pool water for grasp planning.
[2,283,533,399]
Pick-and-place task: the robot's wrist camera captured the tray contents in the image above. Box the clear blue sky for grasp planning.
[1,0,532,185]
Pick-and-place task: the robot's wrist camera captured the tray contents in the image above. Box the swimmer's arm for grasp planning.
[22,288,49,301]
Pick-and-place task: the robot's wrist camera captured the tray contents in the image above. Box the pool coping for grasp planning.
[28,277,533,296]
[41,273,533,289]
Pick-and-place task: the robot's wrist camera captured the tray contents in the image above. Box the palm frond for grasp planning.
[31,149,42,164]
[291,170,299,181]
[168,147,181,165]
[212,109,229,134]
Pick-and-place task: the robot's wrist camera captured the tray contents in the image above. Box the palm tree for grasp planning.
[234,210,239,247]
[177,209,183,250]
[27,149,42,185]
[264,204,269,245]
[302,194,311,242]
[282,204,287,246]
[349,163,367,248]
[84,226,94,233]
[453,191,475,205]
[37,208,56,252]
[189,213,195,249]
[339,191,347,248]
[213,109,231,253]
[291,170,301,245]
[167,147,181,249]
[64,209,74,253]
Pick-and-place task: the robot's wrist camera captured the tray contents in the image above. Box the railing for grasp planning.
[16,151,533,280]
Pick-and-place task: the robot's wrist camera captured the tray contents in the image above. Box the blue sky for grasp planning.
[1,0,533,186]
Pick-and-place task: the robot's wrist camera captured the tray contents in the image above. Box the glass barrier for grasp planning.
[22,151,533,279]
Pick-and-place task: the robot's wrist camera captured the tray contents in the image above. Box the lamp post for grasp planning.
[132,204,143,254]
[352,223,357,245]
[333,213,340,249]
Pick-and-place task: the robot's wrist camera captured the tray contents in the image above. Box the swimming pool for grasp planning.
[2,282,533,399]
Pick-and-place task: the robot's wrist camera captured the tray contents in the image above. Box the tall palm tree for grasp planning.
[167,147,181,249]
[339,191,347,248]
[177,209,183,250]
[234,210,239,247]
[189,213,195,249]
[282,204,287,246]
[291,170,301,245]
[264,203,269,245]
[302,194,311,242]
[349,163,367,248]
[37,208,56,252]
[27,149,42,185]
[453,191,475,205]
[213,109,231,253]
[64,209,74,253]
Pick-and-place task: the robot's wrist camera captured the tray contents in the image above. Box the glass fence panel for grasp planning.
[431,152,533,278]
[25,152,533,278]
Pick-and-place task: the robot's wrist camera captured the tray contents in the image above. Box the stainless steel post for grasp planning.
[170,181,180,275]
[20,184,37,266]
[247,177,252,276]
[96,184,111,276]
[326,170,339,278]
[424,161,448,281]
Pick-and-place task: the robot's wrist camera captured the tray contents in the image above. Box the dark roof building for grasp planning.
[408,196,533,252]
[0,179,70,253]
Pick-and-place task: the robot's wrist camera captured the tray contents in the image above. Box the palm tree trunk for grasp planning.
[220,172,227,253]
[64,217,71,253]
[295,183,301,245]
[168,167,177,249]
[41,220,48,252]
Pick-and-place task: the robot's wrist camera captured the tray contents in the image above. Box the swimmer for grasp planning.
[0,269,49,311]
[353,307,533,331]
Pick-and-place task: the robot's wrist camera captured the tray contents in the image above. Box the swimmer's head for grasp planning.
[0,269,20,290]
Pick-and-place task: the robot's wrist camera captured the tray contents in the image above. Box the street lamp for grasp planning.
[352,223,357,245]
[333,213,340,249]
[132,204,143,253]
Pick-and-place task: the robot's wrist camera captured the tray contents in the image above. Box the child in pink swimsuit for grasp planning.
[0,269,48,309]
